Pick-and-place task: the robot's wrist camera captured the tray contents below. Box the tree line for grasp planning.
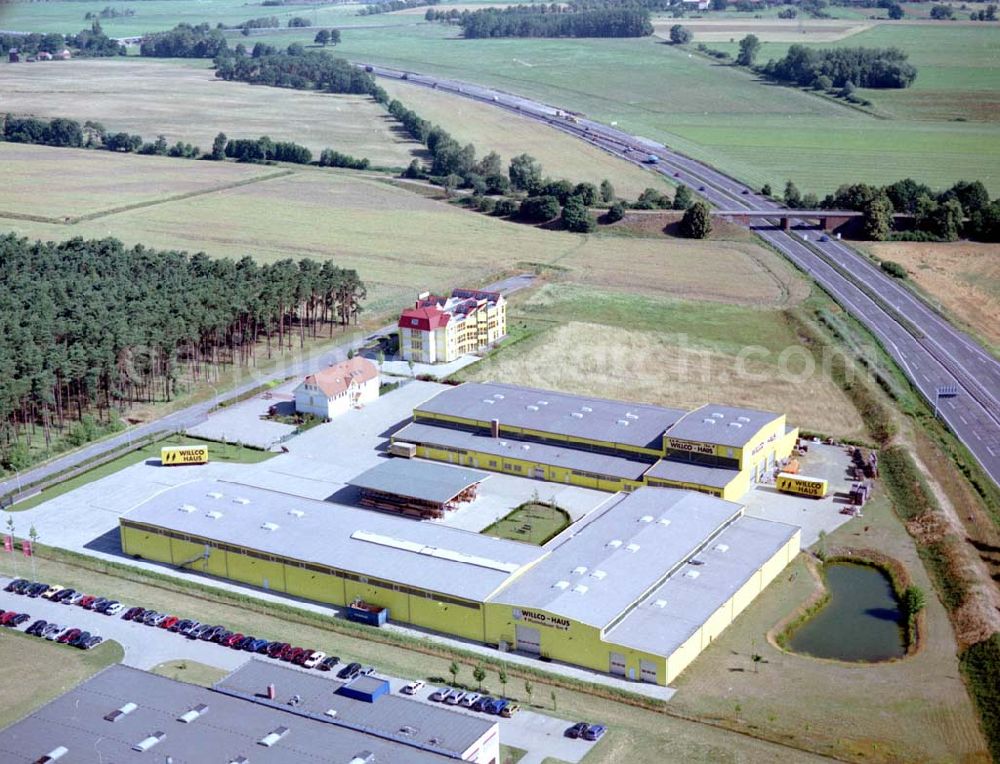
[429,5,653,38]
[140,23,228,58]
[361,0,440,16]
[782,177,999,242]
[214,48,387,99]
[1,22,123,57]
[2,114,371,171]
[760,45,917,89]
[0,234,366,471]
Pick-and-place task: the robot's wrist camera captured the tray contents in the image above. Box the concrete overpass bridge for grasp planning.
[713,209,863,231]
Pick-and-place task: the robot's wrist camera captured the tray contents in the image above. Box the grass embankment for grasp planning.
[960,633,1000,764]
[0,630,124,728]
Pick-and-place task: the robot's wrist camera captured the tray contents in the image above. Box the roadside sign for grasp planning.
[22,539,31,557]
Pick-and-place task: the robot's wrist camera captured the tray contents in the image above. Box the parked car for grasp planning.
[11,613,29,627]
[78,595,96,609]
[199,625,223,641]
[4,579,26,593]
[267,642,288,659]
[106,603,126,617]
[338,662,362,681]
[222,632,243,648]
[172,619,194,634]
[429,687,451,702]
[58,628,81,644]
[212,629,232,644]
[42,623,63,640]
[500,704,521,719]
[565,722,589,739]
[122,606,141,621]
[582,724,606,741]
[27,582,49,598]
[445,690,465,705]
[52,588,75,603]
[26,619,46,636]
[359,665,375,676]
[94,600,115,614]
[42,585,64,600]
[319,656,341,672]
[486,699,508,715]
[64,592,85,606]
[84,635,104,650]
[189,624,211,639]
[150,613,170,627]
[0,611,19,626]
[250,639,270,653]
[290,648,310,665]
[303,651,326,669]
[158,615,179,630]
[401,680,425,695]
[459,692,480,708]
[13,580,32,594]
[69,631,91,648]
[471,696,493,712]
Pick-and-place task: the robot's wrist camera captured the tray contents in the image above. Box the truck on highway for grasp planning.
[776,473,828,499]
[160,444,209,467]
[644,154,658,164]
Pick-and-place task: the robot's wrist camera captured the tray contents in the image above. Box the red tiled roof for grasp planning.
[303,357,378,398]
[399,306,450,332]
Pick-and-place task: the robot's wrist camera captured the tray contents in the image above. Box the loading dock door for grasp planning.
[516,625,541,655]
[609,652,626,677]
[640,660,658,684]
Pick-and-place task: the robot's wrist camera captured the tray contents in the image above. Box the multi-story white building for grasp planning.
[398,289,507,364]
[293,356,379,420]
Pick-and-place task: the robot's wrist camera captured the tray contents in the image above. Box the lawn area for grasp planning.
[0,59,423,168]
[379,78,673,200]
[0,630,123,728]
[1,145,796,317]
[864,241,1000,356]
[150,659,229,687]
[482,502,570,545]
[11,434,274,512]
[669,481,989,763]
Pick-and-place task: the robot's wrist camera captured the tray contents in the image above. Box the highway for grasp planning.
[362,64,1000,486]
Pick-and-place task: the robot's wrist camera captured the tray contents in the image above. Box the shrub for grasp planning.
[879,260,907,279]
[519,195,561,223]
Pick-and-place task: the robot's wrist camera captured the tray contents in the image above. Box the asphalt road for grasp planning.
[360,64,1000,487]
[2,273,535,501]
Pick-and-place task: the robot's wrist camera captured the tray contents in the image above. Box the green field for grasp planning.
[0,144,795,316]
[237,22,1000,196]
[0,630,124,728]
[482,502,570,545]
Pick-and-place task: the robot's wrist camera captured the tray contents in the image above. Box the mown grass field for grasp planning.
[865,241,1000,355]
[0,630,124,728]
[0,145,797,316]
[379,78,672,199]
[0,59,423,167]
[457,284,865,439]
[482,502,570,545]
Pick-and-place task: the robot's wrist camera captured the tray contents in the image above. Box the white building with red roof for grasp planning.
[398,289,507,364]
[294,356,379,420]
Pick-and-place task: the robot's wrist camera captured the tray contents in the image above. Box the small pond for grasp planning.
[787,562,906,662]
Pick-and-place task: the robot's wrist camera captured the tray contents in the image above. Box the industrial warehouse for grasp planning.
[120,472,799,685]
[392,382,800,501]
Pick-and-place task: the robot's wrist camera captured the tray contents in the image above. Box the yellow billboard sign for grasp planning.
[776,473,828,499]
[161,445,209,466]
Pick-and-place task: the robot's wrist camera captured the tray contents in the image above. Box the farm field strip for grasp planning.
[0,59,424,167]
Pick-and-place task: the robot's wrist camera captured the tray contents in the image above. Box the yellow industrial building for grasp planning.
[392,383,799,501]
[120,478,799,686]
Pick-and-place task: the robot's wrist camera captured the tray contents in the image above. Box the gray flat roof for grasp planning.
[122,479,543,602]
[606,515,799,657]
[218,661,492,756]
[491,487,745,629]
[415,382,685,451]
[644,459,740,490]
[348,458,489,503]
[665,404,782,448]
[0,664,485,764]
[394,422,653,482]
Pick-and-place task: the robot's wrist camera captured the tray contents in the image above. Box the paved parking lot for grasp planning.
[1,580,251,672]
[185,379,298,449]
[743,441,862,547]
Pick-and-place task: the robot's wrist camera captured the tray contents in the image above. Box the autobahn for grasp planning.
[364,64,1000,486]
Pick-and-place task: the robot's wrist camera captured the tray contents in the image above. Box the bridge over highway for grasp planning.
[360,63,1000,488]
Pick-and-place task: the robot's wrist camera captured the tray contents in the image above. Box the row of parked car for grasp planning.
[5,579,127,615]
[0,609,31,628]
[24,619,104,650]
[565,722,607,741]
[426,686,521,718]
